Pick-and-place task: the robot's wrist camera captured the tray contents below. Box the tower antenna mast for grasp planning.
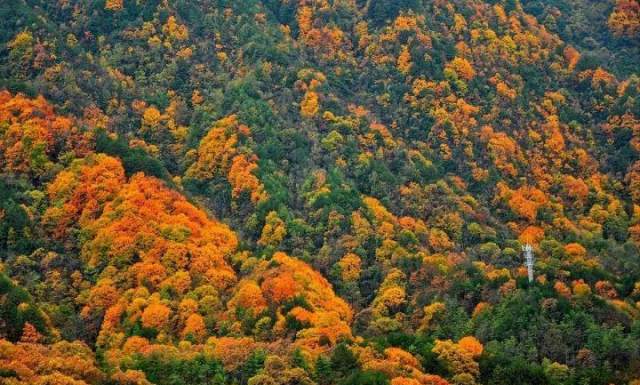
[522,244,535,283]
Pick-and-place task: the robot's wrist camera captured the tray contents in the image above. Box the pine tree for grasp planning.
[330,343,360,379]
[314,356,332,385]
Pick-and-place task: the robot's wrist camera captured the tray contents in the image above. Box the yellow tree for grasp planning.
[105,0,123,11]
[397,45,412,75]
[300,91,319,118]
[608,0,640,38]
[258,211,287,247]
[446,57,475,81]
[432,338,482,383]
[141,303,171,330]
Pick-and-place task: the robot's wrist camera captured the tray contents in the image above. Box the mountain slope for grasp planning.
[0,1,639,384]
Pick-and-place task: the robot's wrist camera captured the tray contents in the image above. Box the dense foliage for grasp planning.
[0,0,639,384]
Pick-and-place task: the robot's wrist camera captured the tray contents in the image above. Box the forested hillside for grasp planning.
[0,0,639,384]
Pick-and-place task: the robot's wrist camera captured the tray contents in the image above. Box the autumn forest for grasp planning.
[0,0,640,384]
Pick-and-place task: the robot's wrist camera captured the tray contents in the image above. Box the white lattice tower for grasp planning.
[522,243,535,283]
